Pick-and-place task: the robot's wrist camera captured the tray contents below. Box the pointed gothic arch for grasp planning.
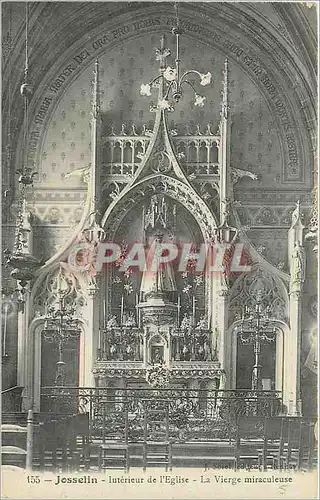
[228,265,289,327]
[101,173,218,241]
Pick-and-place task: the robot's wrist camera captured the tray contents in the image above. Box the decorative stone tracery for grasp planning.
[229,266,289,326]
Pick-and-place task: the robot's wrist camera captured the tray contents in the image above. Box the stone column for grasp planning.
[216,277,231,388]
[286,287,303,415]
[80,287,99,388]
[17,305,26,388]
[275,329,284,392]
[286,200,305,415]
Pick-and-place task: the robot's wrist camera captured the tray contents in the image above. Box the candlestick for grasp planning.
[98,328,101,350]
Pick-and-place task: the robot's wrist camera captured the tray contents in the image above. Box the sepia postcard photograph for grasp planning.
[1,0,318,498]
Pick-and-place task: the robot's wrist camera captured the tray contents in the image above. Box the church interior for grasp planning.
[1,1,318,472]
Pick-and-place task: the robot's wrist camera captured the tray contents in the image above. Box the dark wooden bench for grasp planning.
[34,413,90,471]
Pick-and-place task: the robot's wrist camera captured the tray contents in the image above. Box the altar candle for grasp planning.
[120,295,124,325]
[104,294,107,326]
[192,295,196,325]
[98,328,101,350]
[177,295,181,327]
[3,303,9,355]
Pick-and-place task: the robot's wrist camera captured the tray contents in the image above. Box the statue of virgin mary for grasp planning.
[140,231,177,301]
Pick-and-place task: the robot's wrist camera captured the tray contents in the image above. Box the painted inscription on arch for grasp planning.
[28,15,301,181]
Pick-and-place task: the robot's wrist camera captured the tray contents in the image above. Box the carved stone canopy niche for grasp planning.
[105,192,206,328]
[115,195,203,245]
[229,266,289,327]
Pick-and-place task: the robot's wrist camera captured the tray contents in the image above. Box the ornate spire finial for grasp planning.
[288,199,304,264]
[305,187,318,252]
[92,59,101,118]
[291,199,303,227]
[221,58,229,120]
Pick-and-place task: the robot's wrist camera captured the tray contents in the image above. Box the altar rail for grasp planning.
[40,387,283,441]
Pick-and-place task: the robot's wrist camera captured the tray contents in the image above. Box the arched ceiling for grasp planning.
[2,1,317,202]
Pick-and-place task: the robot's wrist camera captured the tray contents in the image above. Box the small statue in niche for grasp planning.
[151,346,164,364]
[144,195,169,231]
[123,311,136,327]
[197,344,204,359]
[292,242,305,284]
[109,344,117,359]
[107,315,118,329]
[125,344,135,360]
[203,341,212,361]
[196,315,207,330]
[180,313,192,330]
[182,344,190,361]
[291,200,301,226]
